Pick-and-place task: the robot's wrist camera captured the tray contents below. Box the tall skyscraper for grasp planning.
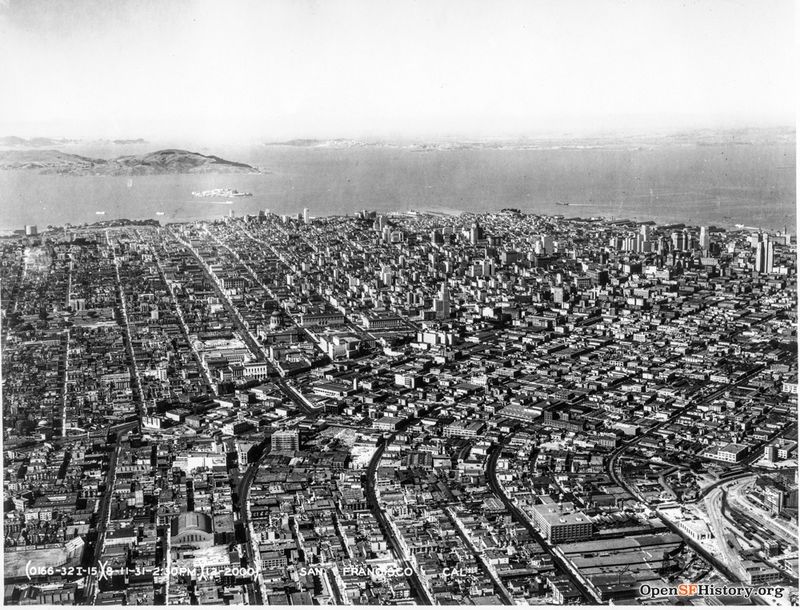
[622,236,635,252]
[671,231,688,251]
[767,240,775,272]
[755,238,774,274]
[469,220,483,245]
[700,226,710,252]
[755,242,767,273]
[303,208,310,224]
[434,281,451,319]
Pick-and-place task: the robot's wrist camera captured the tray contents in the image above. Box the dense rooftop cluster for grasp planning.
[2,210,797,605]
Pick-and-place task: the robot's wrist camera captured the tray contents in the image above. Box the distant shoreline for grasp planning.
[0,208,782,237]
[1,140,793,232]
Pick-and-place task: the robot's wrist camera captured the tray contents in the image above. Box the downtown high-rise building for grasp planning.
[755,237,774,274]
[469,221,482,245]
[434,281,451,319]
[671,229,689,251]
[700,226,710,252]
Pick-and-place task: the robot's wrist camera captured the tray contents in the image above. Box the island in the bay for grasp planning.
[0,148,260,176]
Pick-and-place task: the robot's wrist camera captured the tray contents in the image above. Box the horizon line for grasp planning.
[1,123,796,145]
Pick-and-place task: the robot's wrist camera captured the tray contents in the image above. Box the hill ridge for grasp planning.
[0,148,261,175]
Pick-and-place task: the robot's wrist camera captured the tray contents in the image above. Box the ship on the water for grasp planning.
[192,188,252,198]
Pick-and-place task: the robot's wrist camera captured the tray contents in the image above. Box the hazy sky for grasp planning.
[0,0,795,142]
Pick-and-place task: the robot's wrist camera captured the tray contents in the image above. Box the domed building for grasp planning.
[170,511,214,549]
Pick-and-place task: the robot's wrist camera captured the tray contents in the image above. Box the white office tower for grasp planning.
[622,236,636,252]
[700,226,710,252]
[303,208,310,224]
[381,265,394,286]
